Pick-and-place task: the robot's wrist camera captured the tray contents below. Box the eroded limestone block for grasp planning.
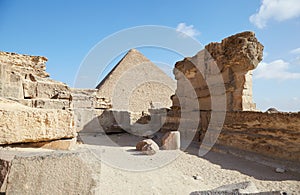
[36,80,70,99]
[0,98,75,145]
[173,31,263,111]
[0,51,49,78]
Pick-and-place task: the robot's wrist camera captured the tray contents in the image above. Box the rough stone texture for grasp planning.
[0,51,78,145]
[71,88,116,134]
[71,88,111,110]
[136,139,159,151]
[0,51,72,108]
[161,131,181,150]
[217,111,300,162]
[0,98,75,145]
[0,51,49,78]
[173,31,263,112]
[96,49,176,123]
[163,110,300,162]
[0,148,101,194]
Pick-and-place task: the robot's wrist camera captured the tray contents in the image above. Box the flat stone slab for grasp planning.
[0,147,101,194]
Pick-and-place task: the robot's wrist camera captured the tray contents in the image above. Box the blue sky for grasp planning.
[1,0,300,111]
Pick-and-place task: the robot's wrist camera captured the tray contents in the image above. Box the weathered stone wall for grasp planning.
[0,51,76,145]
[0,52,72,109]
[71,88,112,133]
[218,111,300,162]
[173,31,263,112]
[199,110,300,162]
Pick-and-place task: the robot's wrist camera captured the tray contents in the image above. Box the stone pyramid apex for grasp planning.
[96,49,175,105]
[119,48,150,63]
[127,48,139,53]
[96,49,152,95]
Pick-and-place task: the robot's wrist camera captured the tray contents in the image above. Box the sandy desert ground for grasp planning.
[77,133,300,195]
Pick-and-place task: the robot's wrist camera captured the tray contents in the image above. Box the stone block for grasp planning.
[23,80,37,98]
[72,99,93,109]
[32,99,70,109]
[74,108,105,133]
[36,81,70,99]
[0,98,75,145]
[0,148,101,194]
[161,131,180,150]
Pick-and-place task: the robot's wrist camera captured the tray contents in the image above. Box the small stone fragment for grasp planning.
[266,108,280,114]
[275,167,285,173]
[192,175,203,181]
[136,139,159,151]
[141,143,158,155]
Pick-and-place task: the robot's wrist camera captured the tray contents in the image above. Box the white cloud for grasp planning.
[254,59,300,79]
[176,23,200,38]
[290,47,300,54]
[250,0,300,28]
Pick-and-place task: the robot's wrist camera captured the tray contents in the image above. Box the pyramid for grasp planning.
[96,48,175,101]
[96,49,151,97]
[96,49,176,122]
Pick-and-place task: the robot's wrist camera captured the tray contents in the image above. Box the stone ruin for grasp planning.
[0,31,299,193]
[164,32,300,162]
